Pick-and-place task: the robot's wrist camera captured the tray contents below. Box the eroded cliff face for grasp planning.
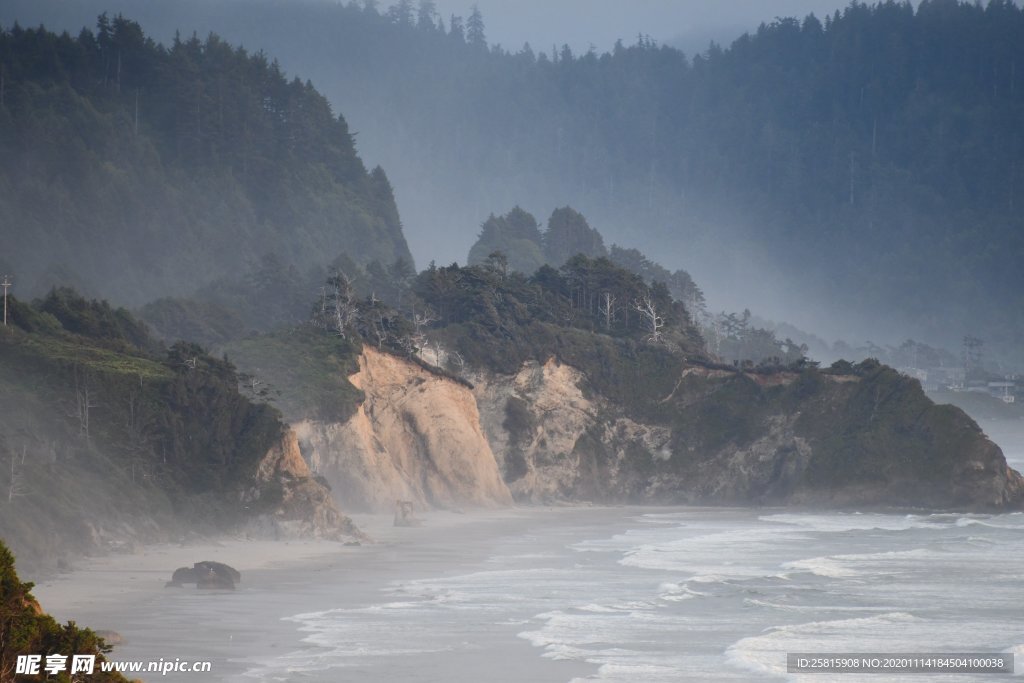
[472,358,671,502]
[471,359,1024,510]
[242,428,364,540]
[286,346,1021,512]
[295,348,512,512]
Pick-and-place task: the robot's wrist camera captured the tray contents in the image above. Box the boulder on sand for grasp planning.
[195,561,240,590]
[165,561,241,589]
[195,561,241,584]
[164,566,197,587]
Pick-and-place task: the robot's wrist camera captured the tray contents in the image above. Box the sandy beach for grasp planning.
[31,506,620,683]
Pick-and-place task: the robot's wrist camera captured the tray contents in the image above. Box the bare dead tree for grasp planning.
[311,276,354,337]
[372,308,392,349]
[598,292,618,331]
[634,295,665,344]
[446,349,466,374]
[71,366,99,444]
[322,272,358,338]
[421,339,444,367]
[410,309,437,357]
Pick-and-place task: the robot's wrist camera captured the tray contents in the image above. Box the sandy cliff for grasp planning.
[295,347,512,512]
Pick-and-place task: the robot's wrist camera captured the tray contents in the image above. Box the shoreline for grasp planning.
[31,505,637,682]
[26,496,1024,682]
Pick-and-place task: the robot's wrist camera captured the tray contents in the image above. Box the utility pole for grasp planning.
[1,275,10,326]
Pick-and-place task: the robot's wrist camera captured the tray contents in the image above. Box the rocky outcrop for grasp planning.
[295,348,512,512]
[472,358,671,502]
[166,562,241,590]
[472,358,1024,510]
[242,428,365,539]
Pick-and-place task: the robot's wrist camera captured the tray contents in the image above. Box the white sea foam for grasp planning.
[657,581,703,602]
[726,612,920,676]
[246,506,1024,683]
[760,512,947,532]
[742,597,890,614]
[576,603,620,613]
[955,514,1024,530]
[618,526,800,575]
[783,548,934,579]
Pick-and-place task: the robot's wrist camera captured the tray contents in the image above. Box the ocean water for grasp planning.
[241,420,1024,682]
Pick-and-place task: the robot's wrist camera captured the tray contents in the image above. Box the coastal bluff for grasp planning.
[294,350,1024,513]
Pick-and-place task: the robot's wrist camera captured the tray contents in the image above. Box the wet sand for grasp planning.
[32,506,619,682]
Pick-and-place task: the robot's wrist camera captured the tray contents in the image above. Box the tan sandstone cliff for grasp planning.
[294,347,512,512]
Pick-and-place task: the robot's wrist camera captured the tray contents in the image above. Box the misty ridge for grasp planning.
[1,0,1023,371]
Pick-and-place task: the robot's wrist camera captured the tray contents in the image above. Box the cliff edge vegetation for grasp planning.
[225,253,1024,512]
[0,289,356,572]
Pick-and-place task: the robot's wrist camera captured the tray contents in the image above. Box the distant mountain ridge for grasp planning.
[6,0,1018,358]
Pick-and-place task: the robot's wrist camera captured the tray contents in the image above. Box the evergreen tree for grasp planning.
[466,4,486,49]
[0,17,413,306]
[386,0,414,25]
[543,206,608,266]
[416,0,438,31]
[467,207,545,274]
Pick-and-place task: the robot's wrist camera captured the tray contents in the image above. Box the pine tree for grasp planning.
[467,4,486,49]
[543,207,607,267]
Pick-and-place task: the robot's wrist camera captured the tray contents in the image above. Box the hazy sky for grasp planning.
[432,0,854,55]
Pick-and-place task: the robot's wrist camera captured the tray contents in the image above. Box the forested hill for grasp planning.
[8,0,1021,359]
[0,16,412,305]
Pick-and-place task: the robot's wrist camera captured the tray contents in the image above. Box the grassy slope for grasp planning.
[224,327,364,424]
